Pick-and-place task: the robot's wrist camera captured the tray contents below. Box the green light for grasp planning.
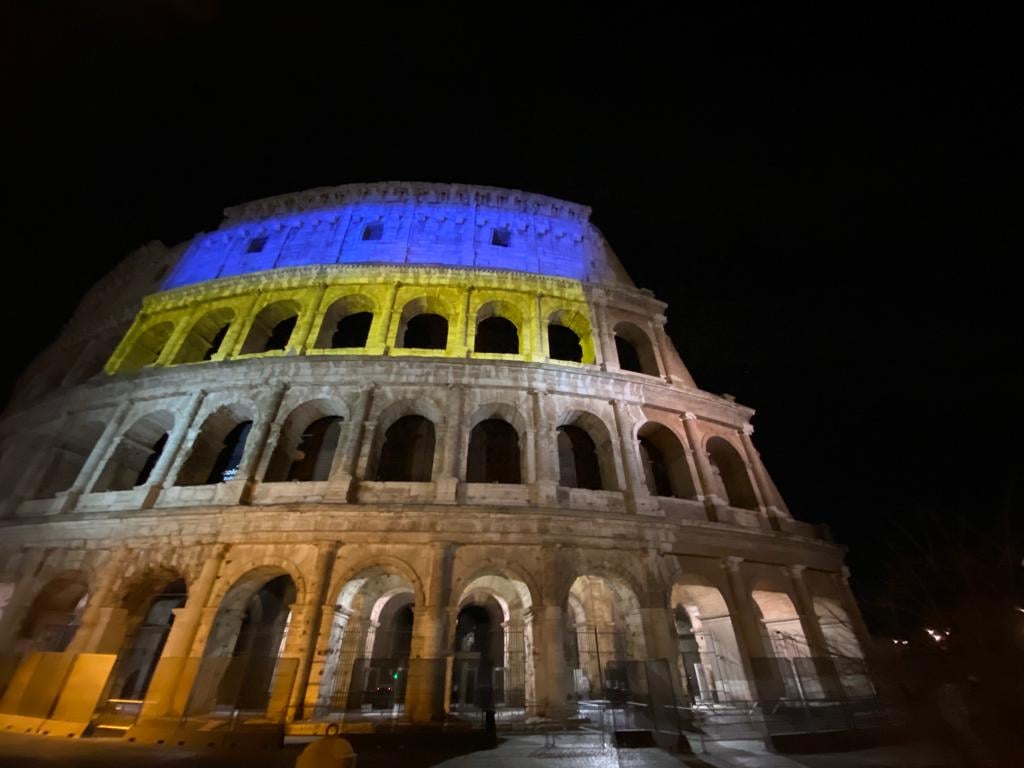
[393,672,399,679]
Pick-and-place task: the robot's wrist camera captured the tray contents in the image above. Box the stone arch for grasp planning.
[566,573,648,702]
[263,399,349,482]
[637,421,697,499]
[750,584,810,699]
[396,296,451,351]
[317,562,420,716]
[105,568,188,701]
[240,299,301,354]
[472,300,523,355]
[464,403,527,484]
[172,307,235,364]
[191,565,299,716]
[29,420,106,499]
[314,294,376,349]
[366,398,442,482]
[175,402,255,486]
[546,308,594,364]
[119,321,174,372]
[613,321,660,376]
[556,410,618,491]
[672,574,749,702]
[16,572,90,653]
[92,410,175,493]
[707,436,759,510]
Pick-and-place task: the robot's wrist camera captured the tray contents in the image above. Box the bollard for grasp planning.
[296,736,357,768]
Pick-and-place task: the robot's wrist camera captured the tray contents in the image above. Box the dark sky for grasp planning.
[4,3,1020,635]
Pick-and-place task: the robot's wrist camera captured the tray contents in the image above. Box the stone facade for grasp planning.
[0,182,872,734]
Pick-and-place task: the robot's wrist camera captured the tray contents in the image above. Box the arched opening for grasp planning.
[316,568,416,718]
[30,420,105,499]
[466,419,521,484]
[240,301,301,354]
[474,317,518,354]
[175,405,253,486]
[192,571,297,717]
[751,587,813,700]
[547,308,594,364]
[547,324,582,363]
[707,437,758,510]
[92,411,175,492]
[557,414,616,491]
[105,577,187,702]
[450,573,534,715]
[672,578,749,703]
[119,322,174,372]
[264,400,347,483]
[374,415,435,482]
[172,308,234,364]
[613,322,660,376]
[566,575,647,704]
[17,576,89,653]
[637,423,697,499]
[314,295,375,349]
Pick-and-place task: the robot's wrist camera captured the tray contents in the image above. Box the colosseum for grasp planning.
[0,182,872,743]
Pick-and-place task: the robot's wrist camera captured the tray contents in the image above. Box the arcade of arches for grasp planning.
[0,544,872,729]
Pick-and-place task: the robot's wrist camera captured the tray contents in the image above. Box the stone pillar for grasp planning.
[405,542,454,722]
[140,544,229,719]
[287,283,328,354]
[65,401,133,508]
[681,413,723,519]
[330,383,374,500]
[591,299,610,370]
[611,399,658,515]
[460,286,474,354]
[788,565,844,698]
[305,605,352,716]
[377,281,401,353]
[155,306,201,366]
[534,292,546,361]
[832,567,872,656]
[286,541,339,720]
[533,547,571,715]
[0,550,47,650]
[721,556,777,701]
[435,385,464,503]
[65,547,130,653]
[141,390,206,507]
[217,294,260,361]
[646,320,669,381]
[239,384,289,500]
[530,389,558,505]
[739,425,784,527]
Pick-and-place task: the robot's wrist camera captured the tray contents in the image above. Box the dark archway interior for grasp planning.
[557,425,603,490]
[475,316,519,354]
[206,420,253,484]
[707,437,758,510]
[615,335,643,373]
[203,324,230,361]
[110,578,187,700]
[639,436,672,497]
[466,419,521,484]
[287,416,343,481]
[403,314,448,350]
[548,324,582,362]
[135,433,168,487]
[332,312,373,348]
[265,316,297,352]
[375,415,435,482]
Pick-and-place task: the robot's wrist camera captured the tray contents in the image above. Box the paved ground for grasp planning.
[0,732,951,767]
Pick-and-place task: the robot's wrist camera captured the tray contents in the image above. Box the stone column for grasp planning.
[217,294,260,361]
[611,399,658,515]
[435,384,464,503]
[530,389,558,505]
[681,412,723,519]
[305,605,353,716]
[238,384,289,501]
[377,281,401,353]
[155,306,201,366]
[460,286,474,354]
[287,283,328,354]
[286,541,340,720]
[532,547,571,715]
[329,383,374,501]
[405,542,454,722]
[721,556,777,701]
[64,401,133,509]
[739,425,784,527]
[646,320,669,381]
[591,299,610,370]
[788,565,844,698]
[140,544,229,719]
[832,567,872,656]
[534,292,546,360]
[141,390,206,507]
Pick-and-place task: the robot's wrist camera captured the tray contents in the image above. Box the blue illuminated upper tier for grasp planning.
[165,181,635,290]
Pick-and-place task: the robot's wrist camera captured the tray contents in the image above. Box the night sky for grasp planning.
[4,4,1020,638]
